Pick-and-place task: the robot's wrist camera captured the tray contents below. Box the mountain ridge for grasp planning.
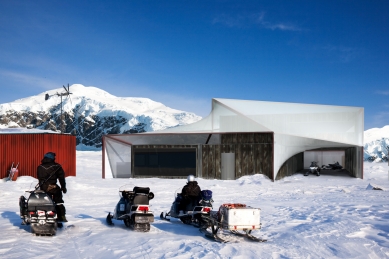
[0,84,202,148]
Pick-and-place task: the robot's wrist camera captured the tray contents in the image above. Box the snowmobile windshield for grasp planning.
[28,181,39,191]
[22,180,40,198]
[118,184,135,198]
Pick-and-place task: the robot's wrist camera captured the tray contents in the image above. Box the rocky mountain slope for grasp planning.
[364,125,389,162]
[0,84,202,148]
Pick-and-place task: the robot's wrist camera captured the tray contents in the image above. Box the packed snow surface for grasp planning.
[1,152,389,258]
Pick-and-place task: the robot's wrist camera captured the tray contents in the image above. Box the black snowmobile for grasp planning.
[160,189,213,228]
[19,184,59,236]
[106,185,155,232]
[304,161,320,176]
[328,161,343,170]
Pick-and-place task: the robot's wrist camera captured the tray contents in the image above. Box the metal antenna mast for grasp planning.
[45,84,72,133]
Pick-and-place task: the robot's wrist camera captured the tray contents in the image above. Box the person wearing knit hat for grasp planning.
[37,152,68,223]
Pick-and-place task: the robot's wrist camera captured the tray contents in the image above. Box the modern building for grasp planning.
[102,98,364,181]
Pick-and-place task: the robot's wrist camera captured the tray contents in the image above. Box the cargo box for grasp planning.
[219,204,261,230]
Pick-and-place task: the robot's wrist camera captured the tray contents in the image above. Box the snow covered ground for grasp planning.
[1,151,389,259]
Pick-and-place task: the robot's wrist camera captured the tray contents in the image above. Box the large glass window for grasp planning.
[134,148,196,177]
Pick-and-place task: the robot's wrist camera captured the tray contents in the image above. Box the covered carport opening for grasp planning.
[277,146,363,180]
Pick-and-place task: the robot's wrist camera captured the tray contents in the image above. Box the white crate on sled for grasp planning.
[219,204,261,230]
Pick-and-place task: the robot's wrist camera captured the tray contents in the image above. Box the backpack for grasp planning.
[200,190,213,201]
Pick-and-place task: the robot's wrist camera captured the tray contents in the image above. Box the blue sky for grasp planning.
[0,1,388,130]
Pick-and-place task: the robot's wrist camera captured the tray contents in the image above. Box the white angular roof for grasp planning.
[153,98,364,146]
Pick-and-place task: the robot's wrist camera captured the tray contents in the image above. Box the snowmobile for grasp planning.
[328,161,343,170]
[321,161,343,170]
[160,189,213,228]
[19,185,59,236]
[19,166,67,236]
[161,190,267,243]
[106,185,155,232]
[304,161,320,176]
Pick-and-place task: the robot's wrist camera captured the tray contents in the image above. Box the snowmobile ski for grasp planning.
[199,227,229,243]
[160,212,170,221]
[230,230,267,242]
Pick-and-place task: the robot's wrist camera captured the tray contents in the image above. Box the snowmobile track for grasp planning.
[64,224,82,259]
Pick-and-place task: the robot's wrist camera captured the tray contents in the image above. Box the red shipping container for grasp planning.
[0,133,76,179]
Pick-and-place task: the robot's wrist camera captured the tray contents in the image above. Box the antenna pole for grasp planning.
[46,84,72,134]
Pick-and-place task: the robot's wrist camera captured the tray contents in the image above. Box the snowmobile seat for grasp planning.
[133,194,149,205]
[183,197,200,212]
[27,190,56,211]
[133,186,150,194]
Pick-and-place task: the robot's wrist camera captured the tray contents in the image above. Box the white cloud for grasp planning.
[375,90,389,95]
[213,12,302,31]
[320,45,362,63]
[0,69,60,90]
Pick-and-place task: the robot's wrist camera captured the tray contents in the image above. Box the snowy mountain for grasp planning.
[363,125,389,162]
[0,84,202,148]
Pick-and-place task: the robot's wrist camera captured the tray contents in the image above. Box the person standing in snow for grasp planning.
[37,152,68,222]
[179,175,201,214]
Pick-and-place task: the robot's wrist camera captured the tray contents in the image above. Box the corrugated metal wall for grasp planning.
[0,133,76,179]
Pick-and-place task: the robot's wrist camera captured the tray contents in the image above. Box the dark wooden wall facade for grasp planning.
[345,146,364,178]
[0,133,76,179]
[201,133,274,180]
[276,152,304,180]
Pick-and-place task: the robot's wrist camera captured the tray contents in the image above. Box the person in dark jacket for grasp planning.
[179,175,201,214]
[37,152,68,222]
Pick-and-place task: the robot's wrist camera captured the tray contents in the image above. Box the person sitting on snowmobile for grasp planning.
[37,152,68,222]
[179,175,201,215]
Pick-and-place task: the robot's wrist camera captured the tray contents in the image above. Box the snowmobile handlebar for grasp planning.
[120,190,154,200]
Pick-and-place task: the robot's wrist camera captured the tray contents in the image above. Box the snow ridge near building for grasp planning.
[0,84,202,148]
